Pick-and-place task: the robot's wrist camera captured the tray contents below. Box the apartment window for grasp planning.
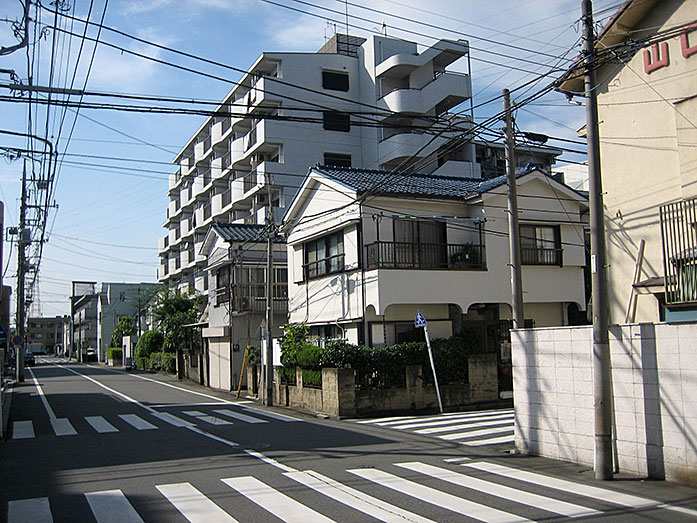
[392,219,447,268]
[323,111,350,132]
[520,224,562,265]
[322,70,349,91]
[324,153,352,168]
[216,265,231,305]
[304,231,344,279]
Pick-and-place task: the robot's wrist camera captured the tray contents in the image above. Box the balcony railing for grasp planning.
[365,242,485,270]
[222,189,231,208]
[661,198,697,304]
[221,117,232,134]
[520,247,562,266]
[229,283,288,312]
[202,136,211,153]
[245,127,257,151]
[203,204,212,221]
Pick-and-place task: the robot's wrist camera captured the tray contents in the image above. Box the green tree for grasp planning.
[135,329,164,358]
[150,287,202,353]
[111,316,136,348]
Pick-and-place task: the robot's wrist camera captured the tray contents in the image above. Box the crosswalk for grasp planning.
[10,405,295,440]
[356,408,515,447]
[8,457,697,522]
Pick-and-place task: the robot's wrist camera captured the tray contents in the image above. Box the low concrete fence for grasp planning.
[512,322,697,484]
[260,354,498,418]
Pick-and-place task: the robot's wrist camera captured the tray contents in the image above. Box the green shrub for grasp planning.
[279,323,309,368]
[136,330,163,359]
[148,352,176,374]
[107,348,123,360]
[302,368,322,388]
[279,366,296,384]
[247,345,261,364]
[296,343,322,369]
[135,356,150,370]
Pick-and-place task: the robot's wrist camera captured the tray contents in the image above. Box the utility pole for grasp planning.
[503,89,524,329]
[16,161,27,382]
[582,0,612,481]
[264,170,274,406]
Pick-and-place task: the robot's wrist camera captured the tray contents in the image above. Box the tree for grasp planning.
[150,287,203,353]
[111,316,136,348]
[135,329,163,359]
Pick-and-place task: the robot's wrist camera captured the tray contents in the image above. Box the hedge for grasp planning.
[135,356,150,370]
[149,352,176,373]
[107,348,123,360]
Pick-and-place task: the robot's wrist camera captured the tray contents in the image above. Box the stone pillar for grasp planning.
[321,367,356,418]
[468,354,498,402]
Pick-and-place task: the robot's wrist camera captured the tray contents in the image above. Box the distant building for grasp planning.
[26,316,69,353]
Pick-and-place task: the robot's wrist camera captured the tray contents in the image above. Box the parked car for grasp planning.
[32,347,46,355]
[24,351,35,367]
[86,348,97,361]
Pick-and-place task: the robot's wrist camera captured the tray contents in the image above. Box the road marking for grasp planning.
[27,368,58,419]
[392,413,514,430]
[461,461,697,517]
[152,412,195,428]
[12,421,35,439]
[8,497,53,522]
[413,416,513,434]
[238,405,299,422]
[465,434,515,446]
[348,468,529,523]
[356,415,413,424]
[439,426,513,441]
[85,489,144,523]
[182,411,232,426]
[396,462,601,518]
[119,414,157,430]
[50,418,77,436]
[157,482,239,523]
[85,416,119,433]
[369,409,515,427]
[222,476,335,522]
[149,402,234,408]
[213,409,268,424]
[285,469,436,523]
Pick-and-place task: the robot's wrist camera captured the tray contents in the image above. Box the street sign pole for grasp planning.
[415,310,443,413]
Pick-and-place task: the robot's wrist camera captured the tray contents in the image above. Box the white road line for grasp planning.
[149,402,233,408]
[8,497,53,523]
[393,413,514,430]
[222,476,335,523]
[157,482,239,523]
[461,462,697,517]
[152,412,195,428]
[439,426,513,441]
[464,435,515,446]
[182,411,232,426]
[414,417,513,434]
[213,409,268,424]
[356,415,414,424]
[285,469,436,523]
[375,409,515,427]
[238,405,299,422]
[119,414,157,430]
[12,421,35,439]
[85,489,144,523]
[49,418,77,436]
[396,462,601,519]
[348,468,529,522]
[85,416,119,433]
[27,368,57,419]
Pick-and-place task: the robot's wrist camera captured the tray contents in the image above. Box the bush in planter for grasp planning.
[107,348,123,361]
[148,352,176,374]
[135,356,150,370]
[135,330,163,359]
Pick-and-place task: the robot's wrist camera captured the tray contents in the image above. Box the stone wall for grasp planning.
[512,322,697,484]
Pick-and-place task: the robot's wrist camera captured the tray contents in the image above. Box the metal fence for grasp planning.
[660,198,697,304]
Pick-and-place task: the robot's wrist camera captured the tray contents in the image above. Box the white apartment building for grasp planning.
[159,34,476,292]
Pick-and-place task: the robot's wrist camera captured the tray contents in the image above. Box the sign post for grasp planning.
[415,310,443,413]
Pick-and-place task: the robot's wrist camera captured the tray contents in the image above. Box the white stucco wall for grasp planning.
[513,322,697,483]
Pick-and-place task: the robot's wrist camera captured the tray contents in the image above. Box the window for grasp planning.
[322,70,349,91]
[216,265,230,305]
[323,111,350,132]
[324,152,352,168]
[393,219,447,268]
[304,231,344,279]
[520,225,562,265]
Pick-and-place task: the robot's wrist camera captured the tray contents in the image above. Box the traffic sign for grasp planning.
[414,310,427,328]
[12,335,23,346]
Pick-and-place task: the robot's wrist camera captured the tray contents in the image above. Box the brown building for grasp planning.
[26,316,69,353]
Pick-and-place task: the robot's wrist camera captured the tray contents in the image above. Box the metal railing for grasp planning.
[520,247,562,266]
[365,242,485,270]
[303,254,345,279]
[661,198,697,304]
[231,282,288,312]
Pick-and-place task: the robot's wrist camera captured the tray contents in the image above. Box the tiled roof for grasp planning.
[210,221,284,243]
[312,165,540,199]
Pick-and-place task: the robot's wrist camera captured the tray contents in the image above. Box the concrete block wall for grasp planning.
[512,322,697,484]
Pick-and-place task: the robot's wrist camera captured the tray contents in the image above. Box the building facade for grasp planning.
[559,0,697,323]
[26,316,69,353]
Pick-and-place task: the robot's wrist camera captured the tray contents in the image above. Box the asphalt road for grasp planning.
[2,357,697,522]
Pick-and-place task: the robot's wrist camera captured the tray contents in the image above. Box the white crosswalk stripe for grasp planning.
[357,408,515,447]
[222,476,335,522]
[239,405,300,421]
[85,416,119,433]
[85,489,144,523]
[7,497,52,522]
[183,410,232,425]
[119,414,157,430]
[157,482,239,523]
[50,418,77,436]
[213,409,268,423]
[348,467,531,522]
[12,420,34,439]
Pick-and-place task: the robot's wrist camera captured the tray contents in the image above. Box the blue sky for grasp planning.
[0,0,619,318]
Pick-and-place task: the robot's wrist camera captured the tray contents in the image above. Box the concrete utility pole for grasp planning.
[503,89,525,329]
[264,171,274,406]
[582,0,613,481]
[16,161,28,382]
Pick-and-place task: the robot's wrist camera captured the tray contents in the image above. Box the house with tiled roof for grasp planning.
[196,222,287,391]
[282,165,588,394]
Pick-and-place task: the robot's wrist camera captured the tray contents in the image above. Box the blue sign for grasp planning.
[0,323,7,343]
[414,310,428,328]
[12,334,23,346]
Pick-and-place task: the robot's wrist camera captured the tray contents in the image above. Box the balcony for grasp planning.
[230,282,287,313]
[378,72,471,115]
[521,248,563,266]
[379,132,448,167]
[158,235,169,254]
[375,39,469,79]
[365,242,486,271]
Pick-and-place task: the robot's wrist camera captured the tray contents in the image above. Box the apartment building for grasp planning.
[26,316,69,353]
[159,33,476,293]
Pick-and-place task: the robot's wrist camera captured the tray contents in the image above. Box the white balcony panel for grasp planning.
[158,236,169,253]
[376,39,469,78]
[379,73,470,115]
[378,133,448,166]
[432,160,482,178]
